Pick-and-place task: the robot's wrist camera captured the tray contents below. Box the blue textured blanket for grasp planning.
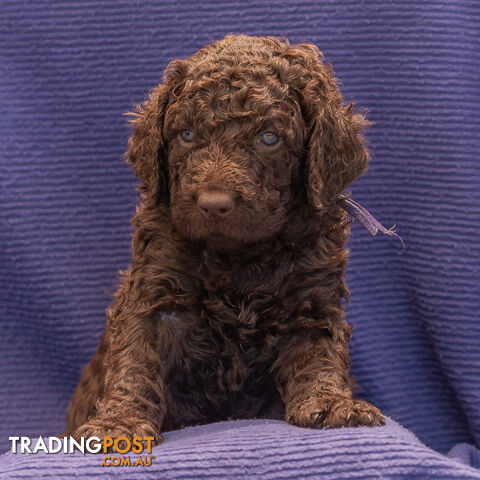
[1,1,479,478]
[0,420,479,479]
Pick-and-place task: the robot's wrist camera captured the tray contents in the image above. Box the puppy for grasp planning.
[66,34,384,445]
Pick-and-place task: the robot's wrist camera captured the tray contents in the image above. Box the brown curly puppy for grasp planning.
[66,34,384,445]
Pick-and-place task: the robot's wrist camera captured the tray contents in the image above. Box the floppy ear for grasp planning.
[125,60,187,204]
[282,44,370,211]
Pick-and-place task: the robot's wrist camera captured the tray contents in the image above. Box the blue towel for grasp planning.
[1,0,479,478]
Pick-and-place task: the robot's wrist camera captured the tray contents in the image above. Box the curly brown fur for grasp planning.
[66,34,384,445]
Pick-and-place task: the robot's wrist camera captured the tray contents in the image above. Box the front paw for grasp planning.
[287,394,385,429]
[73,417,163,451]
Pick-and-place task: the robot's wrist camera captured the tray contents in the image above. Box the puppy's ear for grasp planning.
[282,44,370,211]
[125,60,187,204]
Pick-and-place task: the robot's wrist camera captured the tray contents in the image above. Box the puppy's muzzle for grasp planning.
[197,191,234,219]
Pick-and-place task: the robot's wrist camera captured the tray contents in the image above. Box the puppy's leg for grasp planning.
[65,331,107,434]
[272,324,384,429]
[71,274,172,446]
[72,326,166,445]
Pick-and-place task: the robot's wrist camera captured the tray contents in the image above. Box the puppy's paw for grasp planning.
[73,418,163,452]
[287,394,385,429]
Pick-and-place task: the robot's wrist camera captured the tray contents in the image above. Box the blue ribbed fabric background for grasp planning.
[1,1,479,478]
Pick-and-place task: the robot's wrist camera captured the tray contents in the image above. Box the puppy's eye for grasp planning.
[260,132,278,146]
[181,129,195,142]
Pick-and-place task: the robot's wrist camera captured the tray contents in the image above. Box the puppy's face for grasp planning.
[164,68,305,250]
[126,35,370,252]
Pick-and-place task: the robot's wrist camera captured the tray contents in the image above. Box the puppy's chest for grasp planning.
[166,259,294,392]
[200,261,294,350]
[201,290,281,356]
[179,291,285,392]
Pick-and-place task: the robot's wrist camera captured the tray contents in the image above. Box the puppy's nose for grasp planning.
[197,191,234,219]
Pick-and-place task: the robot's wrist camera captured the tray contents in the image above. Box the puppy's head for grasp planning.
[127,35,369,251]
